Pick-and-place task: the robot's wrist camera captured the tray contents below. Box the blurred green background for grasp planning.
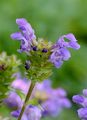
[0,0,87,119]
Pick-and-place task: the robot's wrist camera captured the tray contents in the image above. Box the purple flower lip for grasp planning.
[42,48,48,53]
[11,110,20,118]
[72,95,84,104]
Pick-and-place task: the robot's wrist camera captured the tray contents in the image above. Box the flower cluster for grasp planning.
[4,76,71,120]
[50,33,80,68]
[11,18,80,70]
[73,89,87,120]
[7,18,80,120]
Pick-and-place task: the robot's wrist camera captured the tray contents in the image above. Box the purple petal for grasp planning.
[57,36,68,48]
[50,48,71,68]
[83,89,87,96]
[26,106,42,120]
[60,48,71,61]
[21,114,28,120]
[69,41,80,50]
[58,98,71,108]
[63,33,80,49]
[16,18,36,41]
[42,80,51,89]
[12,79,29,94]
[50,50,63,68]
[65,33,77,42]
[42,100,61,117]
[78,108,87,119]
[11,110,20,118]
[16,18,28,26]
[53,88,67,97]
[57,33,80,49]
[4,92,22,109]
[11,32,23,40]
[82,98,87,107]
[54,60,63,68]
[72,95,84,104]
[11,18,36,52]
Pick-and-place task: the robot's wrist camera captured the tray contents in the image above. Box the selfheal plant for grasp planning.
[10,18,80,120]
[11,18,80,82]
[73,89,87,120]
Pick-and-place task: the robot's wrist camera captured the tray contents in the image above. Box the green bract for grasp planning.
[25,39,53,82]
[0,52,21,103]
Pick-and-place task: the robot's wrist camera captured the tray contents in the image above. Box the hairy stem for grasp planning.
[18,81,35,120]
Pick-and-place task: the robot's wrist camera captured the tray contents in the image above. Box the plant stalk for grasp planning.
[18,81,35,120]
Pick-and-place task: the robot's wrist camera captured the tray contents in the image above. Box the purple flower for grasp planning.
[72,95,84,104]
[73,89,87,120]
[4,92,22,109]
[11,106,42,120]
[25,105,42,120]
[50,33,80,68]
[42,100,61,117]
[11,110,20,118]
[50,48,71,68]
[56,33,80,50]
[11,18,36,52]
[11,78,30,94]
[78,108,87,120]
[16,18,36,41]
[11,19,80,69]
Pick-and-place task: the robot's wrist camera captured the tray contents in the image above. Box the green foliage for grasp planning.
[0,52,21,103]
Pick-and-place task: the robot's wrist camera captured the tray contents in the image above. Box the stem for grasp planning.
[18,81,35,120]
